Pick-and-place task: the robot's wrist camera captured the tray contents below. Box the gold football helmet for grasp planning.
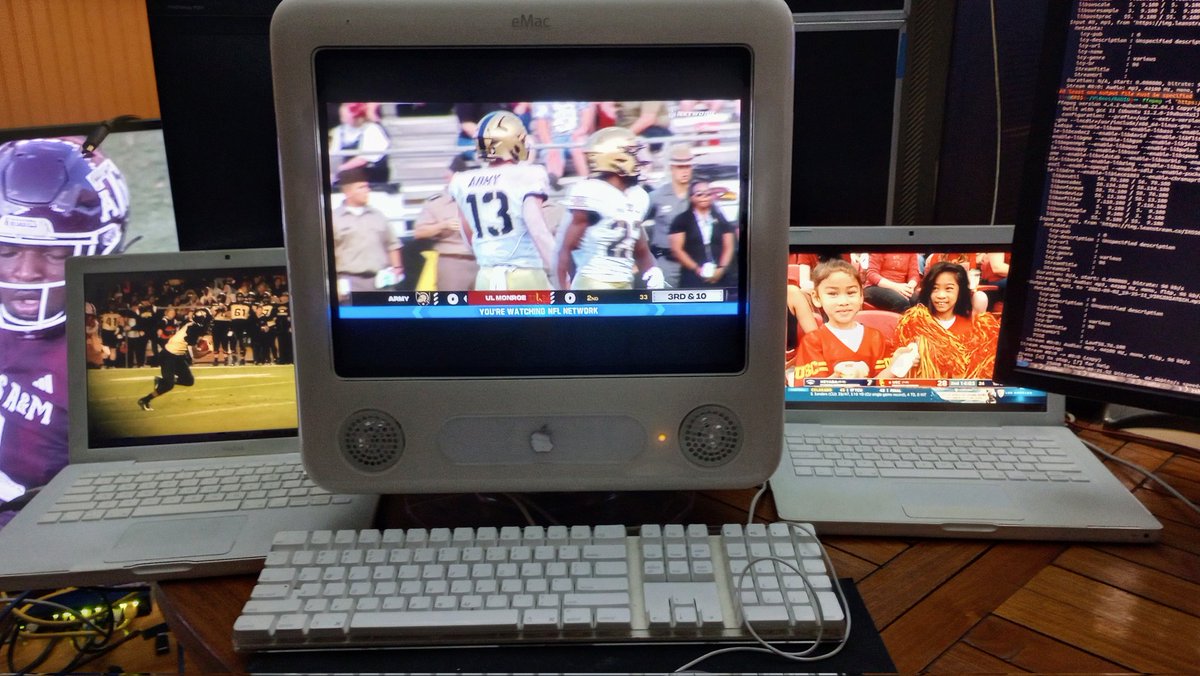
[476,111,530,162]
[584,127,649,179]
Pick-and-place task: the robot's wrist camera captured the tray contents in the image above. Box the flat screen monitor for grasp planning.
[997,0,1200,418]
[146,0,285,250]
[271,0,792,494]
[0,120,178,506]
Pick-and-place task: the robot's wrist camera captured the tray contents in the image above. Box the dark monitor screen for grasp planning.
[791,25,903,226]
[146,0,284,250]
[997,0,1200,417]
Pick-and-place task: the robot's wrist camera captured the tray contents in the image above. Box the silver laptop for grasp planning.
[770,226,1161,542]
[0,248,377,589]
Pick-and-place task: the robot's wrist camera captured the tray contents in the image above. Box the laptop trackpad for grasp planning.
[896,483,1024,521]
[104,516,246,563]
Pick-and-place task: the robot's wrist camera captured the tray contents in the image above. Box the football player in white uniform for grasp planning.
[448,111,556,290]
[556,127,664,291]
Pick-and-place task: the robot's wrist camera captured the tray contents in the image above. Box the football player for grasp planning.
[448,111,556,290]
[228,291,253,365]
[0,138,128,506]
[556,127,664,291]
[137,307,212,411]
[210,294,233,366]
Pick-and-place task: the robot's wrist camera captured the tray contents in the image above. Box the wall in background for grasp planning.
[0,0,159,129]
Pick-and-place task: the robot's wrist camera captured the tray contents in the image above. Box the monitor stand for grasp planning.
[380,491,700,530]
[1103,403,1200,454]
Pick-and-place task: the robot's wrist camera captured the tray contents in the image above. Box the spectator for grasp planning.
[330,102,391,185]
[669,180,736,288]
[863,252,921,313]
[645,144,695,287]
[410,156,480,291]
[332,168,404,302]
[895,261,1001,380]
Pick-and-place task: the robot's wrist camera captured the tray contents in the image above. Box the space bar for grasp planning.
[132,500,243,517]
[879,468,980,479]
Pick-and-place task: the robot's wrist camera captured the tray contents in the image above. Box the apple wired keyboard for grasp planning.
[785,432,1087,482]
[232,522,846,651]
[38,461,350,523]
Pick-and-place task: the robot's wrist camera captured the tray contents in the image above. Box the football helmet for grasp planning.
[191,307,213,328]
[475,111,530,163]
[584,127,649,180]
[0,138,128,333]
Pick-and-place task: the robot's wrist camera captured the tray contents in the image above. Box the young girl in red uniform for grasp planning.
[895,261,1001,379]
[794,259,917,381]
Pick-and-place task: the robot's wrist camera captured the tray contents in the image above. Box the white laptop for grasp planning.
[769,226,1161,542]
[0,248,377,590]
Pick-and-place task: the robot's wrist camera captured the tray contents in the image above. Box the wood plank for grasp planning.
[1159,454,1200,487]
[1133,486,1200,528]
[45,1,84,123]
[153,577,252,674]
[925,643,1022,674]
[1102,442,1177,490]
[964,616,1127,674]
[819,536,909,567]
[1114,442,1175,470]
[879,542,1063,673]
[855,540,986,628]
[996,567,1200,673]
[1053,546,1200,616]
[822,544,879,583]
[0,2,27,124]
[1096,520,1200,585]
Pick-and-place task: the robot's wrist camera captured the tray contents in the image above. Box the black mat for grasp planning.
[245,579,895,674]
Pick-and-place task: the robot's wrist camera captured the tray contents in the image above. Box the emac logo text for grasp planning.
[512,13,550,28]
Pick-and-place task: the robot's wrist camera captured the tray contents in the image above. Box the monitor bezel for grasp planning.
[271,0,792,493]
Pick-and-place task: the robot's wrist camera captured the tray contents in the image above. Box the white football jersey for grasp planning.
[562,179,650,285]
[449,163,550,269]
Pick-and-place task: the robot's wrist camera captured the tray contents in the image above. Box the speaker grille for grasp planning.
[338,410,403,473]
[678,405,742,467]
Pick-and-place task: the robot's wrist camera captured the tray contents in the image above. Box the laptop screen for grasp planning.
[786,242,1047,412]
[79,262,297,449]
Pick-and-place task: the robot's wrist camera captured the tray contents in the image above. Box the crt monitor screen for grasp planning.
[997,0,1200,417]
[315,47,751,380]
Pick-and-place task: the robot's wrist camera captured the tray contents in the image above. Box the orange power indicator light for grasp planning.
[657,433,669,443]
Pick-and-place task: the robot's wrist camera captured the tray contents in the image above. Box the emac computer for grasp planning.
[270,0,794,493]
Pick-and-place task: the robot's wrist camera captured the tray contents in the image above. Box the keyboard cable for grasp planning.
[672,483,854,672]
[1077,437,1200,520]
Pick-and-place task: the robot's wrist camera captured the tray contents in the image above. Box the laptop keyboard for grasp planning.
[39,462,351,524]
[785,433,1089,482]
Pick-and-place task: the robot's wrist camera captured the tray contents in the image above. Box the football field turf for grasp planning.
[86,365,297,442]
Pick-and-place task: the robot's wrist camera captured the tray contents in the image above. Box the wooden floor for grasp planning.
[138,424,1200,674]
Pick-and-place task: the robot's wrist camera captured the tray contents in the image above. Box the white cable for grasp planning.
[988,0,1003,226]
[1080,438,1200,519]
[674,485,853,672]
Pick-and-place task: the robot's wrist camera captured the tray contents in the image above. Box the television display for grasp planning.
[0,120,178,507]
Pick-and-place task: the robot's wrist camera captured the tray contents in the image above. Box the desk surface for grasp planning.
[154,426,1200,673]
